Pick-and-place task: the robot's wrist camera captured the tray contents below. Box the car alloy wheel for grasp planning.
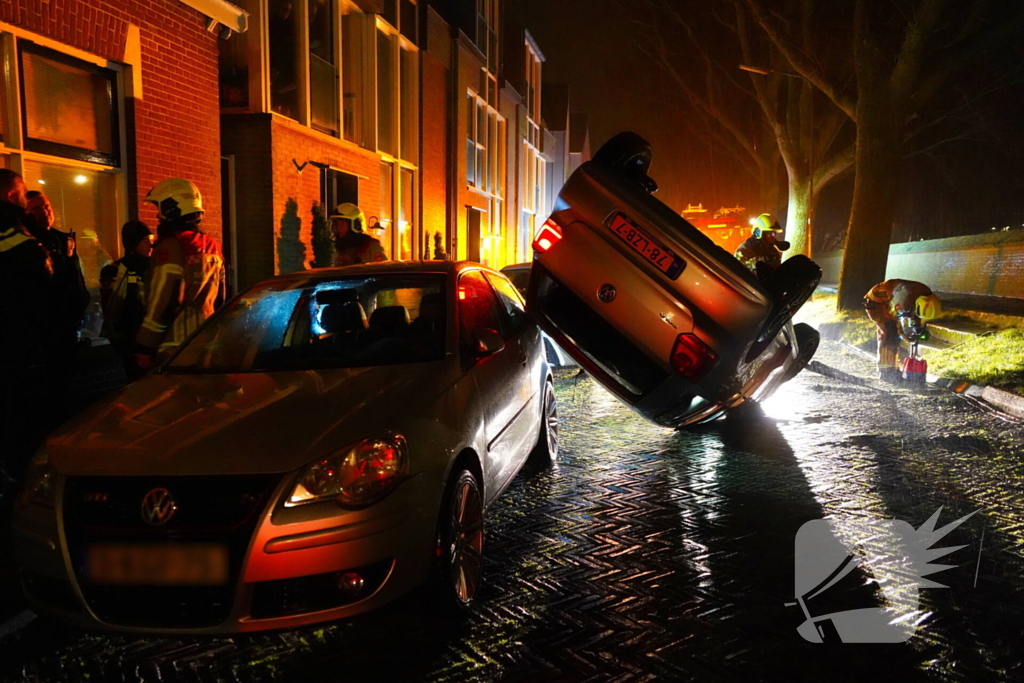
[529,380,559,468]
[442,469,484,606]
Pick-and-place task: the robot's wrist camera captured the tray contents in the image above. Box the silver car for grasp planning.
[528,132,820,428]
[13,261,558,633]
[501,263,578,369]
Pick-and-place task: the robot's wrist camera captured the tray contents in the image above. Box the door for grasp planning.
[458,270,529,497]
[466,207,482,262]
[484,271,541,480]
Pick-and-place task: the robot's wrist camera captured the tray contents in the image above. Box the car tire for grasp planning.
[781,323,821,383]
[527,379,559,469]
[432,468,484,610]
[747,255,822,361]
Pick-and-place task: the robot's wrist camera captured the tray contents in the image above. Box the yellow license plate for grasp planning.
[85,543,229,586]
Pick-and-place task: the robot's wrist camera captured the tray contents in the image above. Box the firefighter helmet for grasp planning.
[915,294,942,321]
[751,213,783,239]
[144,178,203,223]
[328,202,366,233]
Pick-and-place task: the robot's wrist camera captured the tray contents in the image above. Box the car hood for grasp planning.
[47,363,450,477]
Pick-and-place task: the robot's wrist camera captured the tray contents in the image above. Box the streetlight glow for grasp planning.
[74,175,88,185]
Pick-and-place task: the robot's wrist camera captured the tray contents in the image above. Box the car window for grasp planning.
[485,272,528,338]
[502,268,530,296]
[166,274,447,373]
[458,271,504,350]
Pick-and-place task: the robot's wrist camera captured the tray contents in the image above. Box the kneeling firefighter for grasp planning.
[863,279,941,382]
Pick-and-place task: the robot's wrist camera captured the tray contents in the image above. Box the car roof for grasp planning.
[500,262,531,272]
[259,260,504,287]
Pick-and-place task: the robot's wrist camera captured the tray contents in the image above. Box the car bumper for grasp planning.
[12,473,439,634]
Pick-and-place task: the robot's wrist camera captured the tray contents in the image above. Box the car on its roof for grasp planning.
[13,260,558,633]
[501,263,577,369]
[527,132,821,428]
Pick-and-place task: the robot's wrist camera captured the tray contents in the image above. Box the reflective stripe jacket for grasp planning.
[733,236,783,273]
[863,279,933,319]
[101,254,148,345]
[137,230,225,353]
[333,233,386,266]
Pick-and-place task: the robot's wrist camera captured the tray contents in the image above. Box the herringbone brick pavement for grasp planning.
[1,342,1022,682]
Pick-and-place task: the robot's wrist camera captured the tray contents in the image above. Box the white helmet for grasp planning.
[145,178,203,222]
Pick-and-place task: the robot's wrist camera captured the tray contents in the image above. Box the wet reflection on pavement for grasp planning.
[0,341,1021,681]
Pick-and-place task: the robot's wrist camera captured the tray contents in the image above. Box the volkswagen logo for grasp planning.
[597,283,617,304]
[140,488,178,526]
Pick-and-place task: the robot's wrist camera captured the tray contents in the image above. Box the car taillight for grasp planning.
[670,333,718,381]
[532,219,563,253]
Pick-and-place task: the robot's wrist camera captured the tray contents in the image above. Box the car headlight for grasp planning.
[17,452,56,508]
[286,434,409,508]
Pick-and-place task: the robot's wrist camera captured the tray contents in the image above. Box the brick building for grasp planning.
[218,0,573,288]
[0,0,237,290]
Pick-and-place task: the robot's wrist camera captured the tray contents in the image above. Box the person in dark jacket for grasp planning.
[734,213,791,279]
[0,170,53,480]
[102,221,154,378]
[24,190,91,424]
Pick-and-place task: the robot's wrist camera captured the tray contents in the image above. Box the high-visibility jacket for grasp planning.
[734,236,783,273]
[863,279,934,369]
[863,279,934,319]
[101,254,148,345]
[137,229,225,354]
[333,232,386,266]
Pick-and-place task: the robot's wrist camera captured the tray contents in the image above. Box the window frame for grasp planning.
[17,40,121,167]
[0,27,129,269]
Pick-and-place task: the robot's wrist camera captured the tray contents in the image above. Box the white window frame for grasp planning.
[0,25,129,258]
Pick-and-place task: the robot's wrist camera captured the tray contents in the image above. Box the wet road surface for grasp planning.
[0,340,1022,681]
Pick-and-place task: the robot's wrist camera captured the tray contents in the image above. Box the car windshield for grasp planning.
[166,274,447,373]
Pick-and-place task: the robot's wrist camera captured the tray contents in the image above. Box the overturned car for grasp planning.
[527,132,821,428]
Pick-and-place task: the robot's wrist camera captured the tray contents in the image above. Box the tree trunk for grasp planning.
[836,40,904,311]
[784,171,811,257]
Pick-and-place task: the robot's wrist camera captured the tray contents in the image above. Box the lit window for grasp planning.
[20,43,120,166]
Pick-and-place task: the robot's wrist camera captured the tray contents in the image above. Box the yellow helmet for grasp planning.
[144,178,203,222]
[752,213,782,239]
[329,202,366,232]
[915,294,941,321]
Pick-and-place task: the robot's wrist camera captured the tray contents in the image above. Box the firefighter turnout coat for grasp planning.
[137,230,225,354]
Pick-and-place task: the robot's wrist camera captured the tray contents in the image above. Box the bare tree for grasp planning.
[632,0,856,257]
[745,0,1024,309]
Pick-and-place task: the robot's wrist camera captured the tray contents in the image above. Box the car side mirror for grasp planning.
[472,328,505,358]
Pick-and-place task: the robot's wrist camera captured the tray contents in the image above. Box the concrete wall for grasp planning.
[817,229,1024,298]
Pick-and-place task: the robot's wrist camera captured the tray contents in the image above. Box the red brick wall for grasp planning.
[2,0,223,243]
[269,117,381,275]
[220,114,273,291]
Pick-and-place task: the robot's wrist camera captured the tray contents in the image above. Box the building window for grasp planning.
[19,42,120,167]
[269,0,300,120]
[341,6,365,143]
[523,41,541,148]
[399,166,415,260]
[376,28,396,155]
[379,159,394,259]
[309,0,339,135]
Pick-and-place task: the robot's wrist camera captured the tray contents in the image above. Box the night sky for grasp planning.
[523,0,1024,249]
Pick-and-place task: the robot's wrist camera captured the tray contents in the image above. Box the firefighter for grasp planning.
[331,203,386,266]
[734,213,791,279]
[863,279,942,383]
[135,179,225,368]
[103,221,154,377]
